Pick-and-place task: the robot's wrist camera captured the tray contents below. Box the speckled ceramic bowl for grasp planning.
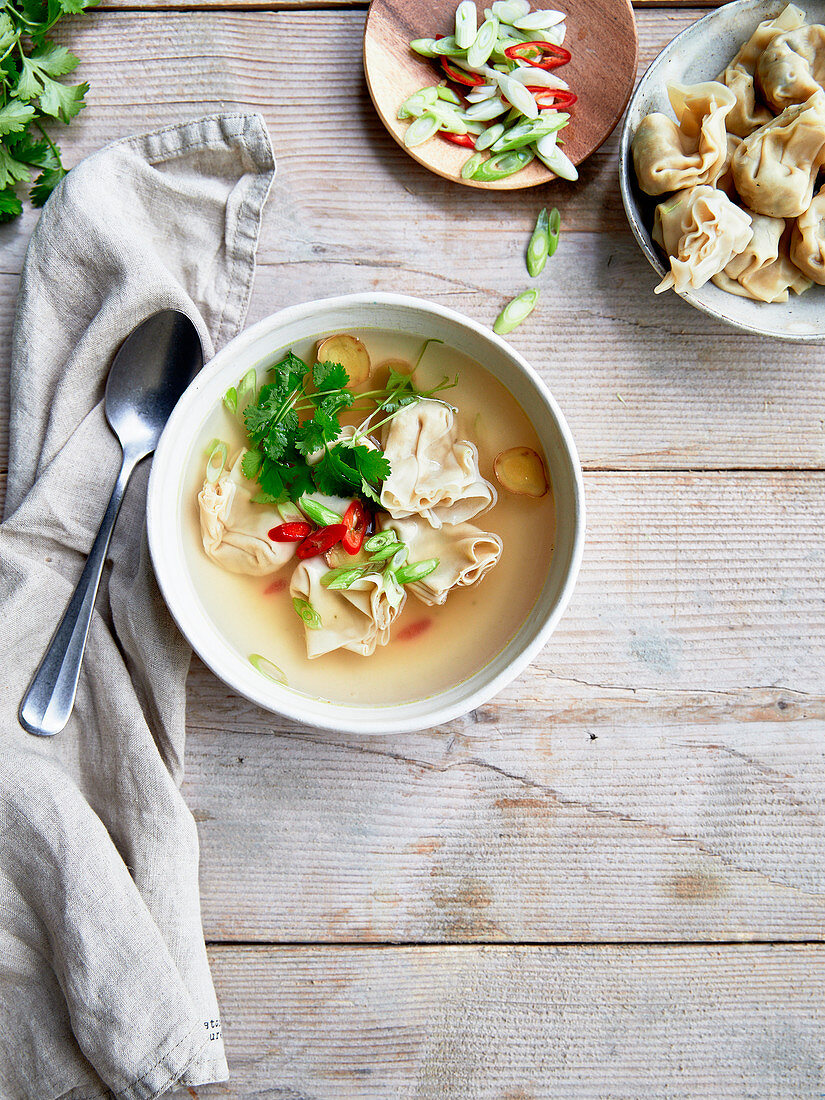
[619,0,825,341]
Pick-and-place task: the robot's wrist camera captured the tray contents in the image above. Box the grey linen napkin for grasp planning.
[0,114,275,1100]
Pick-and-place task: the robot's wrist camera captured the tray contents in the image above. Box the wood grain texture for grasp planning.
[2,11,825,477]
[183,471,825,943]
[363,0,637,188]
[163,944,825,1099]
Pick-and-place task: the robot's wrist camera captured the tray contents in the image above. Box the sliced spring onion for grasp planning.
[475,121,506,150]
[465,84,499,103]
[249,653,288,685]
[513,8,566,28]
[204,436,222,456]
[493,288,539,335]
[410,37,439,56]
[465,96,509,121]
[277,500,304,523]
[506,66,569,90]
[491,113,567,153]
[404,111,440,147]
[495,73,538,118]
[436,84,462,104]
[222,386,237,413]
[321,565,369,589]
[527,206,550,276]
[397,87,439,119]
[467,16,499,68]
[431,35,467,56]
[235,368,257,415]
[547,205,561,257]
[491,0,531,23]
[389,544,410,570]
[455,0,478,48]
[364,530,398,553]
[292,597,322,630]
[205,440,228,483]
[471,148,534,181]
[383,571,406,610]
[534,133,578,180]
[428,101,469,134]
[462,151,486,178]
[396,558,440,585]
[299,495,342,526]
[371,540,408,562]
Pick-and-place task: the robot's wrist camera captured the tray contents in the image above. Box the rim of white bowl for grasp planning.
[147,292,585,734]
[618,0,825,343]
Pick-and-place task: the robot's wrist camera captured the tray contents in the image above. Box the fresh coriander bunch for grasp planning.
[0,0,97,223]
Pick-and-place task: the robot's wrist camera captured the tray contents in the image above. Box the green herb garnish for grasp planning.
[239,350,455,507]
[0,0,97,221]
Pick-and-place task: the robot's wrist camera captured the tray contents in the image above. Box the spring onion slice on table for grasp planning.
[402,0,577,181]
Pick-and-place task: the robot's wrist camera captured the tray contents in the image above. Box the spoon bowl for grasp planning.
[19,309,203,737]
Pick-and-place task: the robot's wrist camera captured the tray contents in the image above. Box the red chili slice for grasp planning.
[533,89,578,110]
[504,41,571,69]
[296,524,347,560]
[440,56,486,86]
[439,131,476,147]
[342,501,369,555]
[269,521,313,542]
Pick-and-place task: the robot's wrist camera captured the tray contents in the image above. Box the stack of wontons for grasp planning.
[631,3,825,302]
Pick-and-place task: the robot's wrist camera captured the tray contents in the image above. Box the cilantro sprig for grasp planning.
[0,0,97,221]
[238,350,456,507]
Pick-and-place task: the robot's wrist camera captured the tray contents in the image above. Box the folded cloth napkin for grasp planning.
[0,114,275,1100]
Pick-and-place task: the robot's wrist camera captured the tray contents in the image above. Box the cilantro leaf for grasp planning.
[8,132,60,169]
[350,444,391,487]
[39,79,88,123]
[312,359,349,396]
[240,449,262,480]
[56,0,99,13]
[0,186,23,223]
[0,101,36,138]
[311,445,362,497]
[0,147,31,189]
[295,408,339,457]
[257,460,286,503]
[0,13,17,53]
[29,165,65,206]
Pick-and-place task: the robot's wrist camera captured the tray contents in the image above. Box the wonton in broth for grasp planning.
[183,330,555,706]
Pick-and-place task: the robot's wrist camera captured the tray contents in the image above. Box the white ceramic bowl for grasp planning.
[147,293,585,734]
[619,0,825,341]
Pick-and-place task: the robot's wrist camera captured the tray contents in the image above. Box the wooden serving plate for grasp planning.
[363,0,638,189]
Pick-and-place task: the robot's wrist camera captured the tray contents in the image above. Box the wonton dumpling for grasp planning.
[290,557,406,658]
[790,183,825,282]
[380,399,496,529]
[381,516,503,607]
[199,450,297,575]
[716,133,743,199]
[731,90,825,217]
[652,186,753,294]
[717,3,807,136]
[631,81,736,194]
[757,23,825,113]
[711,215,812,301]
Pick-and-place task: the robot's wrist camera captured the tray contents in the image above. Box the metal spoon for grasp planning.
[19,309,203,737]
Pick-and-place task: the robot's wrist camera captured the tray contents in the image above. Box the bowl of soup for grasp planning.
[146,293,584,734]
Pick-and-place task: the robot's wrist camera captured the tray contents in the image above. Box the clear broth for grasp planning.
[181,330,555,706]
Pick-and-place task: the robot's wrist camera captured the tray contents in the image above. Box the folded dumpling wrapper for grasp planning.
[290,556,406,657]
[732,90,825,218]
[653,185,754,293]
[791,183,825,282]
[717,3,807,136]
[381,515,503,607]
[380,399,496,529]
[631,81,736,195]
[757,23,825,113]
[712,214,812,301]
[199,449,297,575]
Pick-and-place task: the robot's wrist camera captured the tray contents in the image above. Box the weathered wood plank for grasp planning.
[182,471,825,943]
[166,944,825,1099]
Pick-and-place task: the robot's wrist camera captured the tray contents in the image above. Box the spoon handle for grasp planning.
[19,451,144,737]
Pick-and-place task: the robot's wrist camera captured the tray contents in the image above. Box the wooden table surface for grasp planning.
[2,0,825,1095]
